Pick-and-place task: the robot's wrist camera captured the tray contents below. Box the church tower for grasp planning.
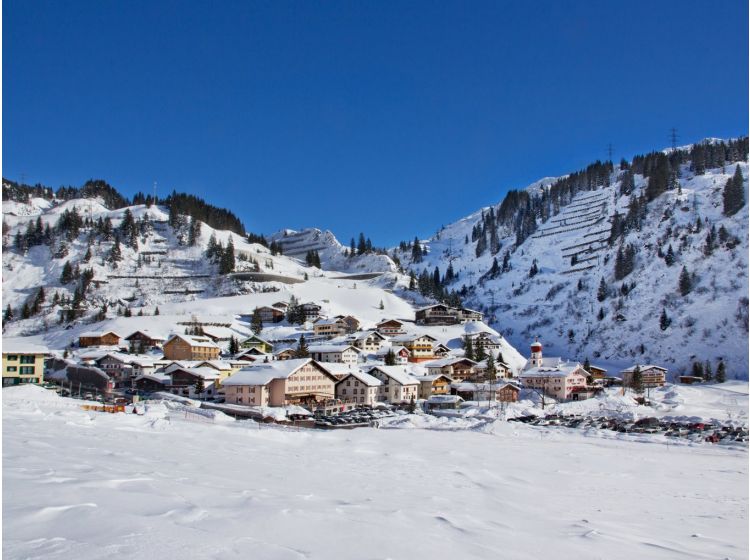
[529,339,543,368]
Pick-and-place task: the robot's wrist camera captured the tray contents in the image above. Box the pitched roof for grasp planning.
[221,358,334,386]
[124,329,167,341]
[79,330,122,339]
[165,334,220,349]
[1,340,49,354]
[620,364,667,373]
[336,370,382,387]
[367,365,420,386]
[424,357,476,368]
[307,344,360,354]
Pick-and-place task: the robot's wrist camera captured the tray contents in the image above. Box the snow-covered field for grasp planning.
[3,385,747,560]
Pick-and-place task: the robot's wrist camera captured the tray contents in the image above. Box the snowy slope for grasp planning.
[403,155,749,379]
[269,228,398,273]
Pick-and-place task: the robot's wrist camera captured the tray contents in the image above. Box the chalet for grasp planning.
[587,365,608,380]
[415,305,485,326]
[255,306,285,324]
[349,330,387,352]
[415,304,461,326]
[679,376,704,385]
[425,394,464,410]
[95,353,157,388]
[337,315,360,333]
[432,343,452,358]
[124,330,166,353]
[201,327,235,343]
[621,365,667,388]
[376,319,407,336]
[234,347,267,362]
[389,334,438,362]
[375,345,410,365]
[239,335,274,354]
[424,357,476,382]
[335,370,382,406]
[2,341,49,386]
[78,331,123,348]
[366,366,420,404]
[473,358,513,380]
[272,301,289,311]
[222,358,337,407]
[166,365,222,398]
[313,317,349,339]
[134,372,171,393]
[451,381,520,403]
[301,302,322,321]
[162,334,221,361]
[307,344,360,365]
[472,332,503,352]
[417,373,453,399]
[274,348,297,361]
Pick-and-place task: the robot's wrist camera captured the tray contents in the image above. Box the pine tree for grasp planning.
[408,395,416,413]
[703,361,713,382]
[692,361,704,379]
[219,238,235,274]
[229,335,239,355]
[464,337,475,361]
[723,165,745,216]
[583,357,591,372]
[716,360,726,383]
[154,306,160,315]
[60,261,74,284]
[108,236,123,267]
[659,307,671,330]
[678,266,692,296]
[295,335,309,358]
[528,259,539,278]
[384,348,396,366]
[475,343,486,361]
[664,244,675,266]
[83,246,92,263]
[597,277,607,302]
[357,233,367,256]
[194,378,205,397]
[4,304,13,323]
[188,217,201,246]
[251,308,264,335]
[379,300,385,310]
[630,366,644,394]
[597,307,605,321]
[124,307,132,317]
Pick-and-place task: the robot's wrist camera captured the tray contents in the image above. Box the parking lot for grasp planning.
[314,408,397,428]
[509,413,749,443]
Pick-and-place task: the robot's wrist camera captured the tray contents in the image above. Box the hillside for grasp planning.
[397,139,749,379]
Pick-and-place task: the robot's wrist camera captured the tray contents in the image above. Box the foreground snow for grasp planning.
[3,385,747,559]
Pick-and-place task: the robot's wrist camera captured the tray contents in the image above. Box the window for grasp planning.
[20,367,35,375]
[6,366,17,372]
[6,355,18,361]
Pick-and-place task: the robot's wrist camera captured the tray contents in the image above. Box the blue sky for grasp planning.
[3,0,748,246]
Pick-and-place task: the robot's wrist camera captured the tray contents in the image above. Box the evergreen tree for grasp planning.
[4,304,13,323]
[83,246,92,263]
[219,238,235,274]
[678,266,692,296]
[692,361,704,378]
[194,378,205,397]
[251,308,264,335]
[664,244,675,266]
[408,395,416,413]
[108,236,123,267]
[475,343,487,361]
[716,360,726,383]
[723,165,745,216]
[154,306,160,315]
[411,237,423,263]
[384,348,397,366]
[659,307,671,330]
[188,217,201,246]
[357,233,367,255]
[528,259,539,278]
[379,300,385,310]
[583,357,591,372]
[124,307,132,317]
[703,361,713,382]
[630,366,644,394]
[597,277,607,302]
[60,261,74,284]
[295,335,309,358]
[229,336,239,355]
[597,307,605,321]
[464,337,475,361]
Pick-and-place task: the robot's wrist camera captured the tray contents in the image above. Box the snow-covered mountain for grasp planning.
[398,140,749,379]
[269,228,398,273]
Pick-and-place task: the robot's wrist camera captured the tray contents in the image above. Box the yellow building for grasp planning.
[2,342,49,387]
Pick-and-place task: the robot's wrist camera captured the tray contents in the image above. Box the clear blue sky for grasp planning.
[4,0,748,246]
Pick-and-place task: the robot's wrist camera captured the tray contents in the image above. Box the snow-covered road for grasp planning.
[3,386,747,559]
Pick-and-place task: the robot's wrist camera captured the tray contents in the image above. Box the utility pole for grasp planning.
[607,143,613,163]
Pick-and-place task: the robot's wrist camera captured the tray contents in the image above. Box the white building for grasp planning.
[335,370,382,406]
[307,344,360,365]
[366,365,420,404]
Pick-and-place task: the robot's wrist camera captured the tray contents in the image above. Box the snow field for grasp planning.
[2,385,747,560]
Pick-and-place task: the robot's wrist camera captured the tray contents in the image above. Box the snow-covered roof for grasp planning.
[350,330,387,341]
[419,373,453,382]
[620,364,667,373]
[307,344,360,354]
[222,358,317,386]
[375,345,410,356]
[194,360,234,371]
[337,370,382,387]
[425,356,475,368]
[165,334,220,349]
[520,362,584,378]
[389,333,438,343]
[427,395,464,404]
[134,372,171,384]
[1,340,49,354]
[367,366,420,386]
[463,321,498,335]
[124,329,167,341]
[79,330,122,339]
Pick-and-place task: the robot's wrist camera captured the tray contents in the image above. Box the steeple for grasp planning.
[529,338,543,368]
